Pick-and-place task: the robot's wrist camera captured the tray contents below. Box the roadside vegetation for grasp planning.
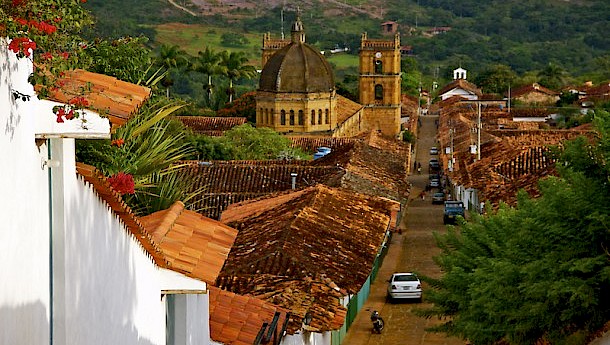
[419,111,610,345]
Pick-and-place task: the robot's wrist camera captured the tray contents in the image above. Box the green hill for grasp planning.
[84,0,609,85]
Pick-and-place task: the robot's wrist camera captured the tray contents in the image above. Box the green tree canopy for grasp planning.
[420,111,610,345]
[473,64,517,95]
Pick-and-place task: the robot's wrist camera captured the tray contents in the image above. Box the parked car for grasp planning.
[387,272,422,302]
[443,201,465,224]
[429,178,440,188]
[429,158,440,172]
[432,192,445,204]
[429,146,439,155]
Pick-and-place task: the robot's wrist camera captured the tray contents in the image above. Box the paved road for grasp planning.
[342,115,467,345]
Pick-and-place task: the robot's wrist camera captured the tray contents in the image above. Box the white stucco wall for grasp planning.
[0,37,52,345]
[440,88,478,101]
[281,331,332,345]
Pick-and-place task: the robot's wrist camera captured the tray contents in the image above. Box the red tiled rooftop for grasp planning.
[43,69,151,127]
[218,184,393,293]
[438,79,482,97]
[209,286,291,344]
[139,201,238,284]
[176,116,247,136]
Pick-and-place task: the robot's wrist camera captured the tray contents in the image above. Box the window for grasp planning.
[318,109,322,125]
[289,110,295,125]
[298,110,304,125]
[375,84,383,100]
[311,110,316,125]
[260,108,263,123]
[269,109,273,124]
[325,109,330,124]
[374,59,383,74]
[280,110,286,125]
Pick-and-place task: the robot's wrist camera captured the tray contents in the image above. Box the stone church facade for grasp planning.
[255,16,401,138]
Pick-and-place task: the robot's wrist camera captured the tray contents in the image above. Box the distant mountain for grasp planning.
[85,0,610,83]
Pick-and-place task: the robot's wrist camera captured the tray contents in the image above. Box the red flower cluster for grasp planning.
[54,107,75,123]
[69,96,89,108]
[111,138,125,147]
[107,172,135,195]
[8,37,37,57]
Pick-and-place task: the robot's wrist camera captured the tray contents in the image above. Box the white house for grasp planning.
[439,68,482,101]
[0,38,211,345]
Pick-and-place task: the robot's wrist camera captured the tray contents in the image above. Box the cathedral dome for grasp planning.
[259,39,335,93]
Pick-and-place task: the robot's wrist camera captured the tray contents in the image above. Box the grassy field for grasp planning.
[155,23,263,65]
[155,22,361,70]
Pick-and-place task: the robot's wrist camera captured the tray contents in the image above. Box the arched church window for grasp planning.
[311,110,316,125]
[375,84,383,100]
[318,109,322,125]
[281,110,286,125]
[290,110,295,125]
[269,109,273,124]
[374,59,383,74]
[298,110,304,125]
[325,109,330,124]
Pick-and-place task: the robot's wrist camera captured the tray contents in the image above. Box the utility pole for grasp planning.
[477,101,481,161]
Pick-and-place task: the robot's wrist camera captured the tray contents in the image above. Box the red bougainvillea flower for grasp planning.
[59,52,69,59]
[69,96,89,108]
[12,0,27,6]
[41,52,53,60]
[111,138,125,147]
[16,18,28,26]
[8,37,36,57]
[107,172,135,195]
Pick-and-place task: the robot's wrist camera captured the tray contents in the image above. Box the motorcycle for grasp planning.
[370,310,384,334]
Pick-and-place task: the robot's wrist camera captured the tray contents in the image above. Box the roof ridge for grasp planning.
[156,201,185,239]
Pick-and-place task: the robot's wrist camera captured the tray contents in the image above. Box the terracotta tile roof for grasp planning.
[75,163,168,267]
[175,116,247,136]
[401,93,419,117]
[289,136,357,153]
[436,102,596,206]
[43,69,151,127]
[209,286,291,344]
[509,83,559,98]
[336,94,364,124]
[438,79,482,98]
[580,81,610,96]
[218,184,393,294]
[217,275,347,333]
[139,201,238,284]
[179,160,344,219]
[179,133,409,220]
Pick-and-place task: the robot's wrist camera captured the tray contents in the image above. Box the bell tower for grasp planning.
[358,32,401,136]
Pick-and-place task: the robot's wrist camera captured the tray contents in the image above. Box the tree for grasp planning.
[474,64,517,95]
[419,111,610,345]
[157,44,190,98]
[537,62,570,91]
[218,51,257,103]
[186,124,308,161]
[192,47,225,103]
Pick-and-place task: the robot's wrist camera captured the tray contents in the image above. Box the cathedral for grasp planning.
[255,14,402,138]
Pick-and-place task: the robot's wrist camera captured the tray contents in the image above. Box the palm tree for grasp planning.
[193,47,225,103]
[218,51,257,103]
[157,44,190,98]
[537,62,569,90]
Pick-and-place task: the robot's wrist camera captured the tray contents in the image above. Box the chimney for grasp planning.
[290,172,298,189]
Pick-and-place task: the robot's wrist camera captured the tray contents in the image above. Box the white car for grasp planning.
[429,147,439,155]
[387,272,422,302]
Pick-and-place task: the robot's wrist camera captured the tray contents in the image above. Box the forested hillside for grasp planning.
[83,0,609,87]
